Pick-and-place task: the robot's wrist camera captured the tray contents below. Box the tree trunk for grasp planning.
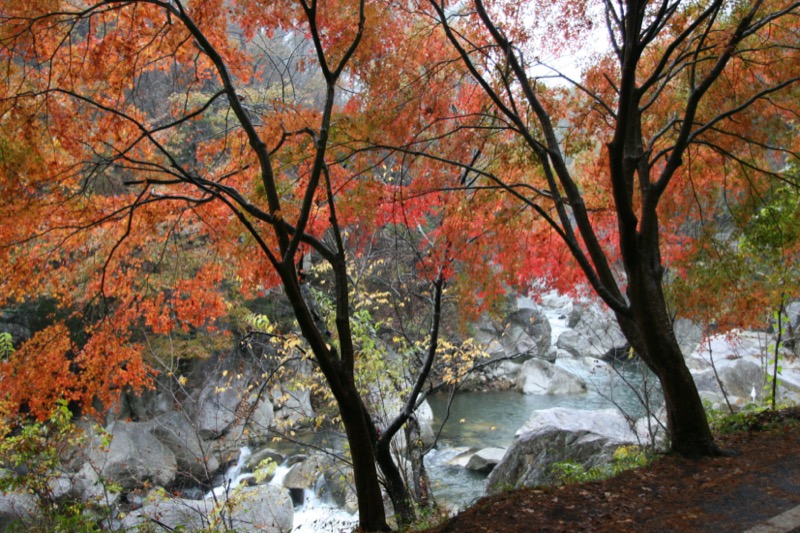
[625,266,720,457]
[284,279,390,531]
[406,415,434,510]
[337,384,391,531]
[375,434,416,526]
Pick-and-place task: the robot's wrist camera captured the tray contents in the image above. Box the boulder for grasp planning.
[565,303,627,358]
[674,318,704,358]
[271,385,314,426]
[94,421,177,490]
[555,330,594,358]
[119,496,207,531]
[446,448,476,468]
[194,368,251,440]
[416,399,437,448]
[224,484,294,533]
[245,448,285,472]
[500,308,552,361]
[145,411,220,481]
[48,461,119,507]
[473,313,505,349]
[283,455,331,490]
[515,359,587,395]
[0,486,39,532]
[322,464,358,513]
[485,408,637,494]
[465,447,506,473]
[634,409,668,449]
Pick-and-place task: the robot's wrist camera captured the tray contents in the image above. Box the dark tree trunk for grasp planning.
[406,415,434,510]
[333,382,391,531]
[283,277,390,531]
[375,433,416,525]
[623,265,719,457]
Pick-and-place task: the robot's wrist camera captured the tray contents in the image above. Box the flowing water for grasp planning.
[202,292,660,524]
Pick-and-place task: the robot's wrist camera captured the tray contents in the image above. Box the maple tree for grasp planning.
[2,1,799,529]
[0,1,473,529]
[355,0,799,457]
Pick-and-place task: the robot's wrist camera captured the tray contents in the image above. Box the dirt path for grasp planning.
[420,409,800,533]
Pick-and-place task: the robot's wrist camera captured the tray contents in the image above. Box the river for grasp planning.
[424,359,656,510]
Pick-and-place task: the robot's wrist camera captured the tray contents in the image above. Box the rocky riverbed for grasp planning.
[2,292,799,531]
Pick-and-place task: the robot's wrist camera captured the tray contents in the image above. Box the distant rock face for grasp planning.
[485,408,637,494]
[515,359,587,395]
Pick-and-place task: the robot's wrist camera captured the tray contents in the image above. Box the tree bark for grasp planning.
[623,264,720,457]
[336,386,391,531]
[375,432,416,525]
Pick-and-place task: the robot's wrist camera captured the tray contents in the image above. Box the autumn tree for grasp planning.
[430,0,800,456]
[0,1,468,529]
[342,0,800,457]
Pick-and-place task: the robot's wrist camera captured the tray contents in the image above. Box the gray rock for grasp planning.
[323,465,358,513]
[119,495,208,531]
[692,359,763,401]
[473,313,505,347]
[145,411,220,481]
[48,462,119,506]
[194,369,251,440]
[556,330,594,358]
[567,306,583,328]
[719,359,763,399]
[568,303,627,357]
[0,487,39,532]
[787,301,800,331]
[500,308,552,360]
[415,399,437,448]
[466,447,507,473]
[272,385,313,426]
[245,448,285,472]
[674,318,704,358]
[485,408,636,494]
[634,409,668,449]
[224,484,294,533]
[95,421,177,490]
[283,455,330,490]
[446,448,476,468]
[515,359,587,395]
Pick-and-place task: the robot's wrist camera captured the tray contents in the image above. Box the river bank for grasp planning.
[420,406,800,533]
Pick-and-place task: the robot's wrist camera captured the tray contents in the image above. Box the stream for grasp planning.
[205,292,659,528]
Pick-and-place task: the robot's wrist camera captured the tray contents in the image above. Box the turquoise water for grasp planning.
[424,362,660,509]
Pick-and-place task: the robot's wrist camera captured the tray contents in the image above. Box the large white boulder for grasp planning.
[485,408,637,494]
